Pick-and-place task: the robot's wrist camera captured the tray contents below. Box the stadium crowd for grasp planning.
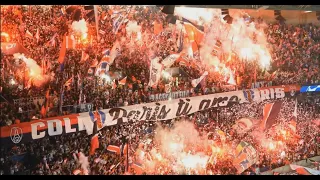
[0,5,319,175]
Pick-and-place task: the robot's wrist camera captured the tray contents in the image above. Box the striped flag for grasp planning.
[260,101,282,130]
[89,115,99,156]
[106,145,121,154]
[25,30,33,39]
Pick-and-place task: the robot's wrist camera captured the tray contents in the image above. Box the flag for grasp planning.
[64,77,73,90]
[120,143,128,157]
[269,70,278,80]
[191,71,208,88]
[233,141,258,174]
[288,98,298,133]
[153,20,163,35]
[58,35,67,64]
[95,61,109,76]
[234,118,253,133]
[90,116,99,156]
[81,51,89,62]
[107,145,121,154]
[119,76,127,85]
[25,30,33,39]
[102,49,110,56]
[112,79,117,89]
[290,164,320,175]
[161,54,181,68]
[35,28,40,43]
[260,101,282,130]
[113,14,126,34]
[182,17,204,53]
[60,7,66,15]
[148,57,163,87]
[109,41,121,65]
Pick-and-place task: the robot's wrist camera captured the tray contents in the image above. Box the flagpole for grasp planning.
[93,5,99,41]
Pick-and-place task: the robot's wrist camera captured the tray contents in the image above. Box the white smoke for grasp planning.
[78,152,89,175]
[13,53,49,87]
[71,19,88,37]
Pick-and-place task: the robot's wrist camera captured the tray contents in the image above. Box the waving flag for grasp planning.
[148,57,163,87]
[191,71,208,88]
[58,35,67,64]
[161,54,181,68]
[95,61,109,76]
[109,41,121,64]
[25,30,33,39]
[260,101,282,130]
[107,145,121,154]
[181,17,204,53]
[233,141,258,174]
[113,14,126,34]
[89,115,99,156]
[119,76,127,85]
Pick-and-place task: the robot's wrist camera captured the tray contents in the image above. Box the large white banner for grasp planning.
[1,85,288,145]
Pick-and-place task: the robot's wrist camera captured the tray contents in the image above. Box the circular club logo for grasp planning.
[10,127,23,144]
